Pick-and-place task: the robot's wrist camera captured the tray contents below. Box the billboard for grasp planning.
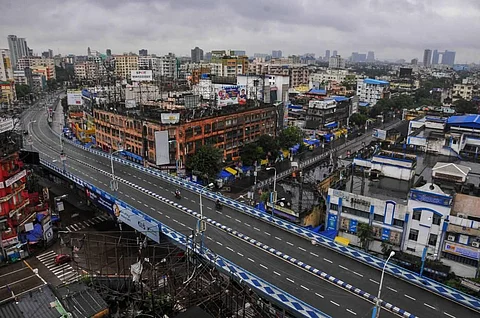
[372,128,387,140]
[67,90,83,106]
[154,131,170,166]
[125,99,137,108]
[161,113,180,125]
[217,85,247,107]
[116,203,160,242]
[131,70,153,82]
[0,118,14,134]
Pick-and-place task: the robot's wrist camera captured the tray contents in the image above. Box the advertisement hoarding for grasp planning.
[372,128,387,140]
[67,90,83,106]
[0,118,14,134]
[444,242,480,259]
[131,70,153,82]
[116,203,160,242]
[160,113,180,125]
[217,85,247,107]
[154,131,170,166]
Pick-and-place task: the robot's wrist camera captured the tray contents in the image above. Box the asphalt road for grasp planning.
[23,104,478,318]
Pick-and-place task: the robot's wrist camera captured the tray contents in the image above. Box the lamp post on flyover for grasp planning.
[110,148,125,197]
[198,183,214,250]
[168,140,181,175]
[266,167,277,216]
[373,250,395,318]
[420,216,433,277]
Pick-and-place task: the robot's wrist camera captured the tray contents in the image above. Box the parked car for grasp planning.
[54,254,72,265]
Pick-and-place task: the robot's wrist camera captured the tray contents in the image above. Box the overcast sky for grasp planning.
[1,0,479,63]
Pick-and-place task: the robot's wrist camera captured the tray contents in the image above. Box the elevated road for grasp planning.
[23,104,479,318]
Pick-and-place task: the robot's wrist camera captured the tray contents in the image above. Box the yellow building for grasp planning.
[0,81,16,104]
[114,55,139,80]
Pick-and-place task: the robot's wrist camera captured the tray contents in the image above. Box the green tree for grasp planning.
[453,99,478,114]
[240,143,264,166]
[357,223,374,251]
[349,113,368,126]
[55,65,74,83]
[47,79,57,91]
[15,84,31,99]
[186,145,223,182]
[278,126,304,149]
[257,134,279,157]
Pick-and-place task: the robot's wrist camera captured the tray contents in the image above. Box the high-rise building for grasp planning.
[442,50,456,66]
[367,51,375,62]
[106,49,112,56]
[139,49,148,56]
[191,46,204,63]
[232,50,246,57]
[332,50,338,57]
[0,49,14,81]
[325,50,331,60]
[411,58,418,65]
[41,49,53,59]
[432,49,440,65]
[7,35,29,70]
[423,49,432,67]
[329,55,346,69]
[87,47,91,56]
[272,50,282,58]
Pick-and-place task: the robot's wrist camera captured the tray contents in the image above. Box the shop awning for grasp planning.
[334,236,350,246]
[225,167,237,175]
[324,122,338,129]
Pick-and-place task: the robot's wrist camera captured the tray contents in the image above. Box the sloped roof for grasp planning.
[307,88,327,95]
[447,115,480,129]
[56,282,108,318]
[0,286,64,318]
[364,78,389,85]
[432,162,471,176]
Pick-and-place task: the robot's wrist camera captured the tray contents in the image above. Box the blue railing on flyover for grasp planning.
[41,159,330,318]
[49,127,480,313]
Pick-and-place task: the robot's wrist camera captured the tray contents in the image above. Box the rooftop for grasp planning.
[447,114,480,130]
[363,78,389,85]
[55,282,108,318]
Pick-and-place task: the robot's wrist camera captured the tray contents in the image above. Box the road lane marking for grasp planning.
[247,258,255,263]
[190,199,196,203]
[310,252,319,257]
[424,303,436,310]
[387,286,398,293]
[165,215,170,219]
[264,232,271,236]
[244,223,251,227]
[346,309,357,315]
[237,252,244,257]
[216,242,223,246]
[404,294,416,301]
[226,247,234,252]
[330,301,340,307]
[226,215,232,218]
[235,219,242,223]
[259,264,268,270]
[150,207,155,211]
[315,293,324,299]
[286,277,295,283]
[254,227,260,231]
[206,236,213,240]
[273,271,281,276]
[275,236,282,241]
[443,312,456,318]
[300,285,309,291]
[298,247,306,251]
[286,242,294,246]
[369,279,379,284]
[323,258,333,263]
[178,222,185,227]
[353,271,363,278]
[339,265,349,271]
[143,203,148,208]
[207,207,213,210]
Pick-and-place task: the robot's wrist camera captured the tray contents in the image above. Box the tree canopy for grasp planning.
[278,126,304,149]
[15,84,31,99]
[453,99,478,114]
[240,143,264,166]
[349,113,368,126]
[186,145,223,182]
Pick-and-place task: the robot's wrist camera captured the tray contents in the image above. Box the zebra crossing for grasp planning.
[65,214,109,232]
[36,250,81,284]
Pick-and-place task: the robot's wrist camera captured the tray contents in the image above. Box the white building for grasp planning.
[236,74,290,103]
[452,83,474,101]
[13,70,28,85]
[309,69,353,87]
[328,55,346,69]
[356,78,390,106]
[159,53,177,78]
[0,49,14,81]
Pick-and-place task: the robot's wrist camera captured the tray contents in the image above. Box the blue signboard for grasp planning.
[349,219,358,233]
[326,214,338,231]
[410,190,451,207]
[85,186,115,216]
[381,228,391,241]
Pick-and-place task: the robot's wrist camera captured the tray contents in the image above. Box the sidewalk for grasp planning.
[226,118,403,196]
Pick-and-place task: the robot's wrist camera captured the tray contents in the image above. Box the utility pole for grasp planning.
[298,170,304,216]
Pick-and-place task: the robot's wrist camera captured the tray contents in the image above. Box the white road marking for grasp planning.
[165,215,170,219]
[259,264,268,270]
[369,279,379,284]
[237,252,244,257]
[387,286,398,293]
[254,227,260,231]
[273,271,281,276]
[216,242,223,246]
[404,294,416,301]
[207,236,213,240]
[207,207,213,210]
[190,199,196,203]
[443,312,456,318]
[300,285,309,291]
[315,293,324,299]
[244,223,251,227]
[286,277,295,283]
[226,247,234,252]
[339,265,349,271]
[275,236,282,241]
[235,219,242,223]
[298,247,306,251]
[178,222,185,227]
[330,301,340,307]
[150,207,155,211]
[346,309,357,315]
[323,258,333,263]
[310,252,319,257]
[424,303,436,310]
[353,271,363,278]
[264,232,271,236]
[248,258,255,263]
[286,242,294,246]
[226,215,232,218]
[143,203,148,207]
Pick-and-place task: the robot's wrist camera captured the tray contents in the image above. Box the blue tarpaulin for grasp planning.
[255,202,266,212]
[325,122,338,129]
[25,224,43,243]
[241,166,253,173]
[319,229,337,240]
[218,170,233,179]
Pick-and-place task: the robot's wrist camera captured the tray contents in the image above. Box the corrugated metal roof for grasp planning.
[0,302,23,318]
[56,283,108,318]
[307,88,327,95]
[363,78,389,85]
[0,286,63,318]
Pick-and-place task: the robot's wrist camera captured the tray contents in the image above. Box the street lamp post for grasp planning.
[110,149,124,196]
[420,217,433,277]
[198,183,214,250]
[266,167,277,217]
[372,251,395,318]
[168,140,181,175]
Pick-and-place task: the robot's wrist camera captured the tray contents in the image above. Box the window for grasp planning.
[393,219,404,227]
[412,210,421,221]
[373,214,384,222]
[428,234,438,246]
[409,229,419,241]
[432,214,442,225]
[329,203,339,211]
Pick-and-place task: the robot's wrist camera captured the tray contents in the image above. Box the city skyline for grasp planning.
[0,0,479,63]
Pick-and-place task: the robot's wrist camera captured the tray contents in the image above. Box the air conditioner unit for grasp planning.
[458,213,466,219]
[472,242,480,248]
[447,235,455,241]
